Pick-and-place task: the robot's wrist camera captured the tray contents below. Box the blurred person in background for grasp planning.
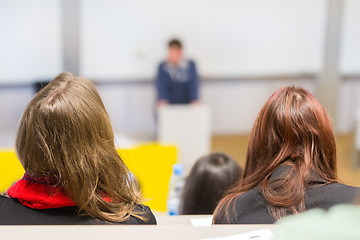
[156,38,200,107]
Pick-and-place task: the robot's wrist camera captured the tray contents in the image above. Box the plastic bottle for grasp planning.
[167,163,185,215]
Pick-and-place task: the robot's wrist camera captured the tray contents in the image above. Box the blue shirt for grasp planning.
[156,60,199,104]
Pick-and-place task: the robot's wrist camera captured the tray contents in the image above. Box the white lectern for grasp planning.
[157,104,211,175]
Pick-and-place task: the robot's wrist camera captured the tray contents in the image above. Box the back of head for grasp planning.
[16,72,141,222]
[180,153,242,214]
[214,86,337,222]
[168,38,182,49]
[245,86,336,181]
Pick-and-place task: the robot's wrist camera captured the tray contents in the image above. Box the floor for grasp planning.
[212,134,360,187]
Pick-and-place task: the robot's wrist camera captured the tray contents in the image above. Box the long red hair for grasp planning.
[213,86,337,222]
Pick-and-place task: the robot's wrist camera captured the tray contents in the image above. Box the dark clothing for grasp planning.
[156,60,199,104]
[215,167,360,224]
[0,195,156,225]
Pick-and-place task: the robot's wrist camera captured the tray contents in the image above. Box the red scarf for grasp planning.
[7,173,76,209]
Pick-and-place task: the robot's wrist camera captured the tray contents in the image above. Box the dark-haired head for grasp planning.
[213,86,337,222]
[180,153,242,215]
[168,38,182,49]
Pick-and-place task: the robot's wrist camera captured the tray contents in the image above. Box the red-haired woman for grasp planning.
[213,86,360,224]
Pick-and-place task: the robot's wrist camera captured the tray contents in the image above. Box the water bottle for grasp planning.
[167,163,185,215]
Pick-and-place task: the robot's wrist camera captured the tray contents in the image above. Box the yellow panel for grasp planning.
[0,149,25,193]
[0,144,176,213]
[119,144,177,212]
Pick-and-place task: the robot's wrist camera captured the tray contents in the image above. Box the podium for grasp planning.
[157,104,212,174]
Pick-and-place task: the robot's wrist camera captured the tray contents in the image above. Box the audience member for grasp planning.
[0,72,156,225]
[180,153,242,215]
[213,86,360,224]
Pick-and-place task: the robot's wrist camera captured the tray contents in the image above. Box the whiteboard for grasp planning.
[80,0,326,80]
[0,0,62,84]
[2,0,359,84]
[339,0,360,74]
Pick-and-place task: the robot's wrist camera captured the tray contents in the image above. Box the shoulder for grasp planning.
[96,204,156,225]
[0,194,23,210]
[234,187,273,211]
[306,183,360,209]
[0,196,156,225]
[216,188,275,224]
[82,204,156,225]
[186,60,196,67]
[124,204,157,225]
[233,188,262,207]
[307,183,360,199]
[234,188,275,224]
[327,182,360,193]
[0,194,10,201]
[158,61,167,69]
[0,196,100,225]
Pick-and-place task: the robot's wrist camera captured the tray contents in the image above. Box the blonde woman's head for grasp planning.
[16,72,142,222]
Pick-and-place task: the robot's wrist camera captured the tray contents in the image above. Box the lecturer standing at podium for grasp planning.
[156,39,200,107]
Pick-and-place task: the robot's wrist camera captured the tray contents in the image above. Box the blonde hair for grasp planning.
[16,72,142,222]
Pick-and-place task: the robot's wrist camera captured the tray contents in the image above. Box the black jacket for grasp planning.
[0,195,156,225]
[215,167,360,224]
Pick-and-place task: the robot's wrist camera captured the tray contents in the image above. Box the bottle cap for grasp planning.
[172,163,184,176]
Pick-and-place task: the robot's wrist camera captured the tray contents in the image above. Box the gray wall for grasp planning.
[1,77,359,148]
